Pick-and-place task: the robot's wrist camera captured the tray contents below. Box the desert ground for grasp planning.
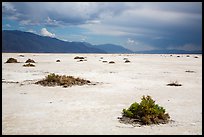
[2,53,202,135]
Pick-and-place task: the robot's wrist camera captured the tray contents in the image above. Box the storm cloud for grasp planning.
[2,2,202,51]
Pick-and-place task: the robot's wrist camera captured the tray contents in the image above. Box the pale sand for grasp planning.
[2,53,202,135]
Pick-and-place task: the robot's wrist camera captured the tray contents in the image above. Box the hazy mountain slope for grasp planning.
[95,44,133,53]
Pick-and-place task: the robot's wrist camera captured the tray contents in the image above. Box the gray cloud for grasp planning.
[2,2,135,26]
[3,2,201,27]
[2,2,202,51]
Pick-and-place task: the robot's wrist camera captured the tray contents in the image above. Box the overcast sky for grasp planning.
[2,2,202,51]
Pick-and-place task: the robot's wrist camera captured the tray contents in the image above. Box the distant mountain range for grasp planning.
[2,30,105,53]
[2,30,132,53]
[2,30,202,54]
[95,44,133,53]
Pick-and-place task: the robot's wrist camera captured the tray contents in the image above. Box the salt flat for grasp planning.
[2,53,202,135]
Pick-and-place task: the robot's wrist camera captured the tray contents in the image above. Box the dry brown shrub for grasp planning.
[109,61,115,64]
[167,81,182,86]
[25,59,35,63]
[125,60,131,63]
[35,73,91,87]
[74,56,85,59]
[23,63,35,67]
[5,58,18,63]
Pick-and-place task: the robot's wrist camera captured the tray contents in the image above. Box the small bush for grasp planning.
[125,60,131,63]
[25,59,35,63]
[77,59,84,62]
[119,95,170,125]
[194,56,198,58]
[35,73,91,87]
[74,56,85,59]
[56,60,60,62]
[185,70,195,73]
[23,63,35,67]
[5,58,18,63]
[167,81,182,86]
[19,55,25,57]
[109,61,115,64]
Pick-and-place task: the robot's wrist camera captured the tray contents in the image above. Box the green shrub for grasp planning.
[46,73,59,82]
[121,95,170,125]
